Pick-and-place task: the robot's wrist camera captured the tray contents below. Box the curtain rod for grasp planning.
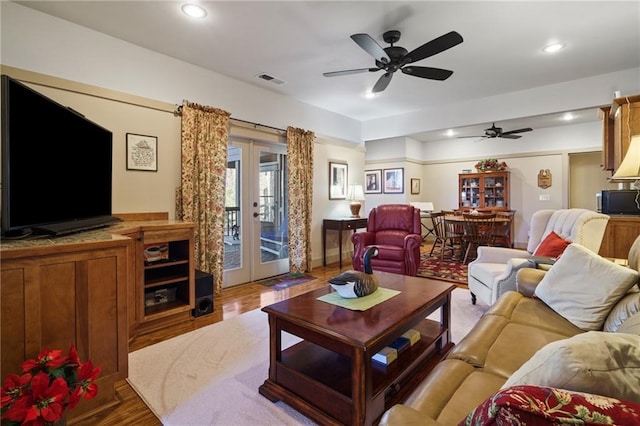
[174,103,285,135]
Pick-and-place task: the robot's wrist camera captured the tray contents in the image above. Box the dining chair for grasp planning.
[462,213,497,264]
[492,210,515,247]
[442,214,465,260]
[429,211,451,258]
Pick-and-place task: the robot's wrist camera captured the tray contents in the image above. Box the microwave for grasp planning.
[600,190,640,215]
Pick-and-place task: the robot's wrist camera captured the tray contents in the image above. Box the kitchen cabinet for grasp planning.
[602,94,640,174]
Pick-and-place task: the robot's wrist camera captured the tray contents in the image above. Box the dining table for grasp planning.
[443,214,512,261]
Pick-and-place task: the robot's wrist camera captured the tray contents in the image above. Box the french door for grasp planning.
[223,140,289,287]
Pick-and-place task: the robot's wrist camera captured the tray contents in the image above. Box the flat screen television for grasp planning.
[1,74,119,238]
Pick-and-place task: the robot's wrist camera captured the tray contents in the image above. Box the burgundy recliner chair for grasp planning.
[351,204,422,276]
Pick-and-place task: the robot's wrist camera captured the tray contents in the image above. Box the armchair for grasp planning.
[468,208,610,305]
[351,204,422,276]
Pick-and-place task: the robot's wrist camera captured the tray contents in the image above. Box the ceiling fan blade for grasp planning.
[501,127,533,135]
[372,72,393,93]
[401,66,453,81]
[323,68,380,77]
[351,33,390,64]
[403,31,463,64]
[499,134,522,139]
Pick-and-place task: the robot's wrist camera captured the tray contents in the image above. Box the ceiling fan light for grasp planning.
[181,4,207,18]
[543,43,565,53]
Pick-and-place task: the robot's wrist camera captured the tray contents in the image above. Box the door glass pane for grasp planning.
[224,147,241,271]
[258,151,288,263]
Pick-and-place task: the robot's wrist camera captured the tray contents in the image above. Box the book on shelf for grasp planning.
[402,329,421,346]
[388,336,411,355]
[372,346,397,365]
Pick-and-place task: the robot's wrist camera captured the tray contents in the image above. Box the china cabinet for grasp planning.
[458,171,510,211]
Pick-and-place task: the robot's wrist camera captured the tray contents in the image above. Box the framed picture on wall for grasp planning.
[383,168,404,194]
[364,169,382,194]
[126,133,158,171]
[329,161,348,199]
[411,178,420,194]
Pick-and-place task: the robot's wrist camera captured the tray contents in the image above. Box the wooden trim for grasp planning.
[114,212,169,221]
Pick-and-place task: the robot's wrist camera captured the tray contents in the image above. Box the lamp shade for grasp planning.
[411,201,435,212]
[347,184,365,201]
[612,135,640,180]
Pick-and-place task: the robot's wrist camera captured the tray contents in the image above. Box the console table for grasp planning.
[322,217,368,268]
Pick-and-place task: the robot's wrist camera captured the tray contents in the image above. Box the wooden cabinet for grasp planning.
[112,221,196,336]
[598,215,640,259]
[459,171,510,211]
[1,235,132,423]
[602,95,640,174]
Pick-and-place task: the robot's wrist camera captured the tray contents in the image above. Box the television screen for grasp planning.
[1,75,118,237]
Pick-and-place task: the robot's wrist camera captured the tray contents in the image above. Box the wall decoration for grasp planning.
[364,169,382,194]
[410,178,420,194]
[329,161,348,199]
[538,169,552,189]
[383,168,404,194]
[127,133,158,171]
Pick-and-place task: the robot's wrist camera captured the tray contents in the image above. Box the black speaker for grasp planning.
[193,269,214,317]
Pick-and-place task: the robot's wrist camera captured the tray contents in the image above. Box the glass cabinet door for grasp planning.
[460,176,481,208]
[482,174,506,208]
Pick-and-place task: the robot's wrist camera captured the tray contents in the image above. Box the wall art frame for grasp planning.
[383,168,404,194]
[329,161,348,199]
[126,133,158,171]
[364,169,382,194]
[410,178,420,194]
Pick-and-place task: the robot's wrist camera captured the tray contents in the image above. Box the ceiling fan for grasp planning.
[323,29,463,93]
[464,123,534,140]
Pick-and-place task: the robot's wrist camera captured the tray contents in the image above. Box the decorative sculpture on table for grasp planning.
[328,246,379,298]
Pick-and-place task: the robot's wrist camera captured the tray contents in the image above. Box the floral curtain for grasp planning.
[286,126,314,273]
[176,101,230,295]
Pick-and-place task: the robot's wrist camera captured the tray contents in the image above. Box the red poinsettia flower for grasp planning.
[1,373,31,408]
[1,394,32,423]
[21,349,67,373]
[23,372,69,424]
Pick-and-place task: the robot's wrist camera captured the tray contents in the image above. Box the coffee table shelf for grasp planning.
[259,272,455,425]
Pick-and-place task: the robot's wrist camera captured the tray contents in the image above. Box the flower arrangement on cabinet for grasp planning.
[475,158,508,172]
[1,345,101,425]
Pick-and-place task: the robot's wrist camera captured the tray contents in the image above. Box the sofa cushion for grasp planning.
[604,287,640,332]
[618,311,640,335]
[502,331,640,402]
[534,243,640,330]
[461,385,640,426]
[533,230,570,257]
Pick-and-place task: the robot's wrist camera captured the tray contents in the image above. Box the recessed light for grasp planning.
[364,92,376,99]
[181,4,207,18]
[543,42,565,53]
[446,129,455,137]
[563,112,575,121]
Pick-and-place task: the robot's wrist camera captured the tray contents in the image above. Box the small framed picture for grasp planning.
[410,178,420,194]
[383,168,404,194]
[126,133,158,171]
[329,161,348,199]
[364,169,382,194]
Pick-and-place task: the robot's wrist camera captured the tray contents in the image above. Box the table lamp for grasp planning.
[611,134,640,211]
[347,184,365,217]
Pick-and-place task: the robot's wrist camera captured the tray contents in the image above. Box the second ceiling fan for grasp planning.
[323,29,463,93]
[464,123,534,140]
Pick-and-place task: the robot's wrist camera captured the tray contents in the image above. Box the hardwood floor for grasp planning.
[74,263,343,425]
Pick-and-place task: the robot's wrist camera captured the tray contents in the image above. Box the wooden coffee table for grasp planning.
[259,272,456,425]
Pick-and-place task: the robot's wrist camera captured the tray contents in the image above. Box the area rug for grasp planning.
[257,272,315,290]
[417,253,468,286]
[127,288,488,425]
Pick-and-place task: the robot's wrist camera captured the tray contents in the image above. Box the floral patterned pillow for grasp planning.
[460,385,640,425]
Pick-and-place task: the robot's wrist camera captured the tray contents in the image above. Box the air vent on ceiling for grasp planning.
[256,73,285,85]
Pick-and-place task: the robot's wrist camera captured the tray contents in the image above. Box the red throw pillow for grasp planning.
[460,385,640,425]
[533,231,570,258]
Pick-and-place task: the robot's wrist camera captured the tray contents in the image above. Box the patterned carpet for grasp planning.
[417,244,468,286]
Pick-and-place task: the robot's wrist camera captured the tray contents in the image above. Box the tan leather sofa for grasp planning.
[380,235,640,426]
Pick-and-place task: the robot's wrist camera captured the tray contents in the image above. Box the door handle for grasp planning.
[253,212,259,218]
